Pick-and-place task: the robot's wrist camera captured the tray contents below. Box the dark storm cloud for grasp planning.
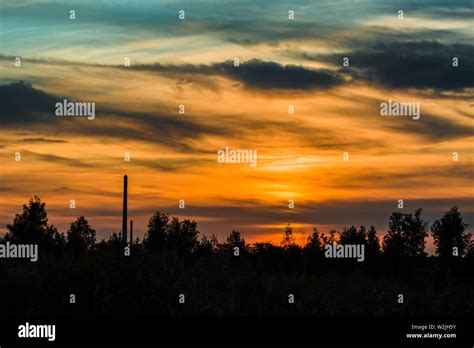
[0,81,379,161]
[125,40,473,92]
[0,56,344,91]
[317,41,474,91]
[213,59,344,90]
[0,82,231,153]
[0,81,58,123]
[131,59,344,90]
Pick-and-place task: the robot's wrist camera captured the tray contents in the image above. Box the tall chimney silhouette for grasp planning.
[122,175,128,243]
[130,220,133,245]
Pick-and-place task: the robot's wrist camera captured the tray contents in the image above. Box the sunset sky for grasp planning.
[0,0,473,249]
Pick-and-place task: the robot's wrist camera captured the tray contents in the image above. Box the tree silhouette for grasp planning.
[406,208,428,256]
[303,227,326,267]
[305,227,324,251]
[143,212,198,253]
[339,225,368,245]
[5,196,63,252]
[222,230,246,253]
[467,242,474,258]
[66,216,96,254]
[196,234,220,255]
[320,229,337,245]
[143,211,169,251]
[281,223,296,249]
[167,217,199,254]
[383,208,428,257]
[431,206,470,258]
[366,225,380,259]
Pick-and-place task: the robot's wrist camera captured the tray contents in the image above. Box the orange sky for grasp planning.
[0,1,472,251]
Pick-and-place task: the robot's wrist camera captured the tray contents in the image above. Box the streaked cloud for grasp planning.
[129,59,344,90]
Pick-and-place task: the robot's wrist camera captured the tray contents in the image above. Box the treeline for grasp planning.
[2,196,472,260]
[1,196,473,317]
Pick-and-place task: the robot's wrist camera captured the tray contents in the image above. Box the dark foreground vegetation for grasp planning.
[1,196,473,317]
